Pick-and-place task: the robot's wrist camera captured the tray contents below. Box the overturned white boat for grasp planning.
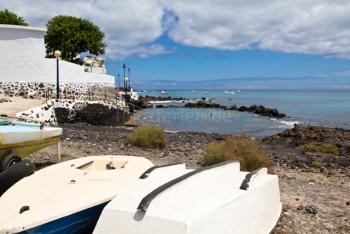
[94,161,281,234]
[0,155,153,234]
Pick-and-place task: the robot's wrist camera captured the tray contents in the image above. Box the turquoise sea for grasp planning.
[133,90,350,136]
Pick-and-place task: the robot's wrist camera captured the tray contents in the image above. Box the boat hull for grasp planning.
[94,162,282,234]
[0,136,60,161]
[0,156,154,233]
[17,201,109,234]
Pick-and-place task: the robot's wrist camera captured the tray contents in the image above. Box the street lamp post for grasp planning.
[124,77,129,95]
[117,74,120,88]
[122,63,127,91]
[127,67,131,90]
[54,50,61,100]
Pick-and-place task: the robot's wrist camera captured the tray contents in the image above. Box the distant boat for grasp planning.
[160,90,167,94]
[224,90,236,95]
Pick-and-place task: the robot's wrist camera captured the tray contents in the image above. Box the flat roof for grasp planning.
[0,24,46,32]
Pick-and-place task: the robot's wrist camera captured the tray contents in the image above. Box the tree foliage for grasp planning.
[45,15,106,64]
[0,9,28,26]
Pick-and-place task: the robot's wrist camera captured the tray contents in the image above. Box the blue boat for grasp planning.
[18,201,109,234]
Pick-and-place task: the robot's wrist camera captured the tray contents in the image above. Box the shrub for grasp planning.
[128,125,167,149]
[0,9,28,26]
[203,135,272,171]
[311,160,324,169]
[299,142,339,156]
[45,15,105,64]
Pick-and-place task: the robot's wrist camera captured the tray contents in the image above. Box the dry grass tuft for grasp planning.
[128,125,167,149]
[299,142,339,156]
[203,135,272,171]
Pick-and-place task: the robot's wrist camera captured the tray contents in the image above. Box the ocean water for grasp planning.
[133,90,350,136]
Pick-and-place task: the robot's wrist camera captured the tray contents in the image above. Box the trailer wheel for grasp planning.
[1,155,22,171]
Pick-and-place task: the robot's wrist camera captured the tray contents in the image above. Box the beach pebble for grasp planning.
[305,205,318,215]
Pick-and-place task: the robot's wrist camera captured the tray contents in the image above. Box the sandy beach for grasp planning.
[0,96,44,116]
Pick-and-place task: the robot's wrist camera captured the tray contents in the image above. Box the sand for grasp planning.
[0,97,44,116]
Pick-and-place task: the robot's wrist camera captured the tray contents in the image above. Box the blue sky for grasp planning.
[105,35,350,82]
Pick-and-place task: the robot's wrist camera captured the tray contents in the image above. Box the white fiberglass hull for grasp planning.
[94,161,282,234]
[0,122,62,145]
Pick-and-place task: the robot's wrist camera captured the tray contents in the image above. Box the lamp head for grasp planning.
[124,76,129,81]
[54,50,61,58]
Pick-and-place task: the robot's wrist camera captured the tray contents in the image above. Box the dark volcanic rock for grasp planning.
[239,105,286,118]
[142,95,188,102]
[128,98,152,110]
[304,205,318,215]
[263,125,350,171]
[183,101,286,118]
[75,104,130,126]
[55,107,72,123]
[184,101,222,108]
[56,104,130,126]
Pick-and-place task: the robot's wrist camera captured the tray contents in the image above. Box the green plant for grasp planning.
[0,9,28,26]
[203,135,272,171]
[299,142,339,156]
[311,160,324,169]
[128,125,167,149]
[45,15,106,64]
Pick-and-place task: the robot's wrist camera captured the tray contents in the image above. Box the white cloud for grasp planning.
[2,0,350,59]
[0,0,167,59]
[162,0,350,58]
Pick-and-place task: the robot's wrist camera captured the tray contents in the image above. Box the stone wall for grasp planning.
[0,81,128,111]
[16,100,130,126]
[1,81,131,126]
[0,81,109,99]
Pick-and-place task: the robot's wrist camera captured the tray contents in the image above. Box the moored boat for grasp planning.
[94,161,282,234]
[0,120,62,171]
[0,155,154,234]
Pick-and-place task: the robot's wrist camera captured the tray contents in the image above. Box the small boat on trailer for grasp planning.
[0,120,62,171]
[0,155,153,234]
[94,161,282,234]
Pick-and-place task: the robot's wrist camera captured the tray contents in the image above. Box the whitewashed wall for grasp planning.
[0,25,114,85]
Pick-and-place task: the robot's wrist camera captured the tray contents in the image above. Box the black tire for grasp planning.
[0,160,35,196]
[1,155,22,171]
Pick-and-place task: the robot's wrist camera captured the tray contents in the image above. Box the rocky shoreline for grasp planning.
[135,96,287,118]
[183,101,287,118]
[27,123,350,233]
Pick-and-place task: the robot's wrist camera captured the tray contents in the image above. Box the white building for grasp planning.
[0,24,114,84]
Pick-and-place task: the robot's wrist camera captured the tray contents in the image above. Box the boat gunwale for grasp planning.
[0,136,61,149]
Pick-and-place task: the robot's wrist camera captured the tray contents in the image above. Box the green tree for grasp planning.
[0,9,28,26]
[45,15,106,64]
